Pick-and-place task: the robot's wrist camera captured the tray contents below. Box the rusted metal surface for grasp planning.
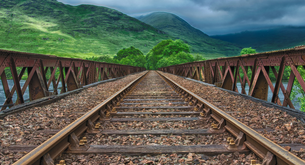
[11,71,305,164]
[13,71,148,165]
[0,49,145,110]
[157,71,305,165]
[159,47,305,109]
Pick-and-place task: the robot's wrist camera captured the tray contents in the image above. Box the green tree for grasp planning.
[240,47,257,55]
[162,40,190,57]
[116,46,146,67]
[119,54,146,67]
[193,54,206,61]
[86,55,115,63]
[146,39,191,70]
[156,52,194,68]
[115,46,143,61]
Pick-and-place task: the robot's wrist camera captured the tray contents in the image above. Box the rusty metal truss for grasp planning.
[159,47,305,109]
[0,49,145,110]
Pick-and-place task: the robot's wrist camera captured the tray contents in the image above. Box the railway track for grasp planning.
[13,71,305,164]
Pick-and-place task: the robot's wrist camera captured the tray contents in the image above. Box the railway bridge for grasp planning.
[1,48,305,164]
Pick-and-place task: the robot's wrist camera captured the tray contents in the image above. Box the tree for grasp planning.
[156,52,194,68]
[116,46,146,67]
[240,47,256,55]
[146,39,191,70]
[162,40,190,57]
[87,55,115,63]
[115,46,143,61]
[193,54,206,61]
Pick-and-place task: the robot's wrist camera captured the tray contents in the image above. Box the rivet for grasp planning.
[250,160,256,165]
[229,139,235,146]
[212,124,218,129]
[79,140,84,146]
[57,160,66,165]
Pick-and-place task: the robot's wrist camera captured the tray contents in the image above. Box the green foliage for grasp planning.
[290,66,305,112]
[119,54,146,68]
[86,55,116,63]
[193,54,206,61]
[162,40,190,57]
[156,52,194,68]
[240,47,257,55]
[115,46,143,61]
[146,39,192,70]
[0,0,171,58]
[115,46,146,67]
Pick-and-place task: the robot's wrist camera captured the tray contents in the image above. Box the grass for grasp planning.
[0,0,172,59]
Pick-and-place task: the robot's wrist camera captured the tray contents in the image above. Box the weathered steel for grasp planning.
[159,46,305,109]
[65,145,249,155]
[13,71,147,165]
[158,71,305,165]
[0,49,145,110]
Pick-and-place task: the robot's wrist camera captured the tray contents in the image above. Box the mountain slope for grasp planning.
[212,26,305,52]
[0,0,171,58]
[137,12,241,56]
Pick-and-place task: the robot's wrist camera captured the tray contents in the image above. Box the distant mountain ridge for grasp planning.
[136,12,241,56]
[212,26,305,52]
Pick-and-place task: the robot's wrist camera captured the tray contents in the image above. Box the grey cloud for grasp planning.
[58,0,305,35]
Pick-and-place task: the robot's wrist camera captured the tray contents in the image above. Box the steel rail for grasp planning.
[157,71,305,165]
[13,71,148,165]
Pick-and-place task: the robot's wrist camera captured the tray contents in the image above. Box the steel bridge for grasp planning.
[159,46,305,110]
[0,49,145,111]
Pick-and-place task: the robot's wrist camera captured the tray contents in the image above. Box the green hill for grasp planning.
[0,0,171,58]
[212,26,305,52]
[137,12,241,56]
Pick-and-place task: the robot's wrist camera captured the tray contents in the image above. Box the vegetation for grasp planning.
[137,12,241,56]
[146,39,195,69]
[240,47,257,55]
[0,0,171,58]
[290,67,305,112]
[86,55,115,63]
[212,26,305,53]
[115,46,146,68]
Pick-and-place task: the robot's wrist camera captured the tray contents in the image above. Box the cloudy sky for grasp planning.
[58,0,305,35]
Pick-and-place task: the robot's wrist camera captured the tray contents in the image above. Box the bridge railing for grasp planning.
[159,46,305,110]
[0,49,145,110]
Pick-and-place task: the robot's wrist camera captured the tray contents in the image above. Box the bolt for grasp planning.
[229,139,235,146]
[250,160,256,165]
[111,108,116,112]
[82,137,87,143]
[57,160,66,165]
[95,123,100,129]
[212,124,218,129]
[79,140,85,146]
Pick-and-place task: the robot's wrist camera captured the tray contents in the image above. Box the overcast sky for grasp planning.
[58,0,305,35]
